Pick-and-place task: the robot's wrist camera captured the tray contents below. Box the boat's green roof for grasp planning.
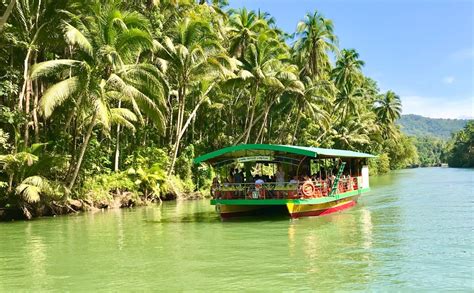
[194,144,375,164]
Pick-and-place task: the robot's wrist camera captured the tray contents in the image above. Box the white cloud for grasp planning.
[449,48,474,62]
[442,76,455,84]
[401,95,474,119]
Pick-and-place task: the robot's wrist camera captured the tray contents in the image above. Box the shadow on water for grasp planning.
[144,210,221,224]
[144,203,292,224]
[220,205,291,223]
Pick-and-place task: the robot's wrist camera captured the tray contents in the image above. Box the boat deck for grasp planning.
[211,187,369,205]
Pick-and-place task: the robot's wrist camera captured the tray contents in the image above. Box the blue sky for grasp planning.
[228,0,473,119]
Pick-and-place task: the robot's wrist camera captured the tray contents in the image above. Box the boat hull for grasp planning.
[211,188,368,219]
[217,204,287,219]
[286,196,358,218]
[215,195,360,219]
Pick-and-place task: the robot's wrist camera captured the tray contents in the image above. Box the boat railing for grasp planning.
[211,177,361,200]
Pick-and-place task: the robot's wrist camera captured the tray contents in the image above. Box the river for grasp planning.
[0,168,473,291]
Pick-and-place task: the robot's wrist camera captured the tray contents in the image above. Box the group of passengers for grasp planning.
[211,164,357,199]
[213,165,351,186]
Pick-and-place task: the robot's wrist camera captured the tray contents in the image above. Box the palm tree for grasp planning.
[253,62,305,144]
[290,76,332,143]
[7,0,69,147]
[334,84,364,121]
[227,8,268,59]
[155,17,239,174]
[294,10,338,80]
[374,90,402,124]
[0,0,16,31]
[330,118,370,150]
[332,49,365,90]
[30,2,166,190]
[232,34,293,144]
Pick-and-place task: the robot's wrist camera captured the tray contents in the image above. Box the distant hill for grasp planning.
[398,114,470,139]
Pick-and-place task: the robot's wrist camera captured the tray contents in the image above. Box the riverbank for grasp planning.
[0,190,207,221]
[2,165,466,222]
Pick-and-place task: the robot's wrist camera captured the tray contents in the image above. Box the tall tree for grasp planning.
[374,90,402,124]
[155,16,238,175]
[294,10,338,80]
[332,48,365,90]
[30,1,166,190]
[227,8,267,59]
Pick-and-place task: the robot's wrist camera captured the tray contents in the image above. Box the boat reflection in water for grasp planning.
[287,205,374,289]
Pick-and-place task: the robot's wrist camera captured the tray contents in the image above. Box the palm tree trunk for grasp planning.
[255,99,275,143]
[244,83,259,143]
[18,47,33,111]
[32,79,40,142]
[167,96,173,144]
[292,104,302,144]
[18,23,45,111]
[234,111,266,145]
[168,83,215,175]
[243,94,250,131]
[23,53,37,147]
[7,174,13,193]
[114,124,121,172]
[314,129,328,144]
[277,102,296,143]
[23,78,31,147]
[68,111,98,190]
[0,0,16,31]
[312,37,318,79]
[114,101,122,172]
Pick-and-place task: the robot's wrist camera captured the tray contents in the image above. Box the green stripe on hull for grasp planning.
[210,188,370,206]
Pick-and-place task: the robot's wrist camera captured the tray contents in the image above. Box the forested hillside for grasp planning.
[1,0,419,219]
[398,114,469,139]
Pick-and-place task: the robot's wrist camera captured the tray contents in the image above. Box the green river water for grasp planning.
[1,168,473,291]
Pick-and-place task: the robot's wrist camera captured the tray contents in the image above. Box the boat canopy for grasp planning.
[194,144,375,166]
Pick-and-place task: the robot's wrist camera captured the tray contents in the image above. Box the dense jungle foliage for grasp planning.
[0,0,428,217]
[445,121,474,168]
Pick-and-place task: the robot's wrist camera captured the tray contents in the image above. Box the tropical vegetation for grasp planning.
[445,121,474,168]
[1,0,421,219]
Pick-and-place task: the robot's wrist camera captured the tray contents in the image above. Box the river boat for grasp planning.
[194,144,375,219]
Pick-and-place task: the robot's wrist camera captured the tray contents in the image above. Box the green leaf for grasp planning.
[40,76,82,118]
[30,59,81,79]
[63,22,93,56]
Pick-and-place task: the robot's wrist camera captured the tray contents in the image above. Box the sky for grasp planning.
[228,0,474,119]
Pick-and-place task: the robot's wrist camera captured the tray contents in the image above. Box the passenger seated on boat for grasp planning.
[275,165,285,183]
[233,168,243,183]
[211,177,220,198]
[253,176,266,199]
[255,176,265,185]
[287,176,299,198]
[330,174,336,187]
[347,174,353,190]
[271,166,284,198]
[223,175,234,187]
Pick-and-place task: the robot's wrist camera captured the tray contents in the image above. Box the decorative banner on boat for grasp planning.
[236,156,273,163]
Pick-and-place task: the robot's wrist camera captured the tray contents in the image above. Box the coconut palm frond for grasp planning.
[40,76,82,118]
[30,59,81,79]
[63,21,93,56]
